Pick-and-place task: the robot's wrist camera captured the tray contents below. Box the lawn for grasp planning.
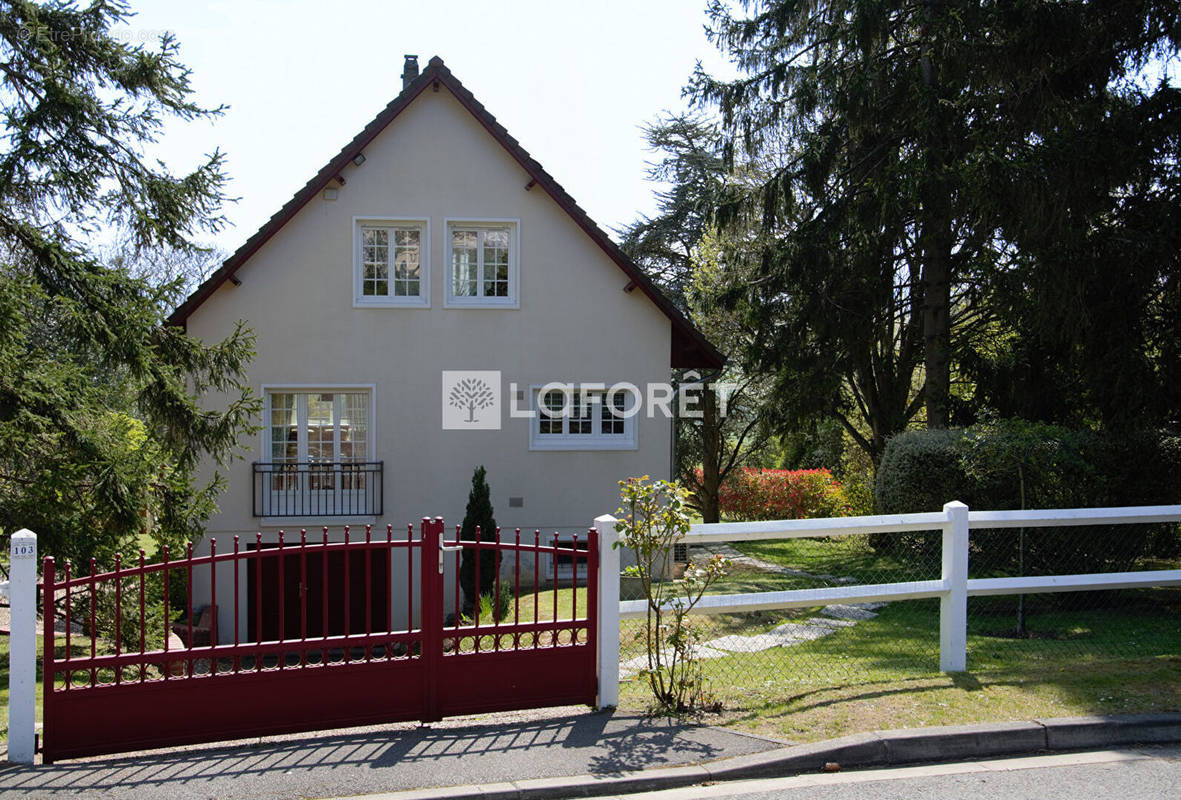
[617,592,1181,743]
[614,532,1181,743]
[734,534,938,585]
[513,583,589,623]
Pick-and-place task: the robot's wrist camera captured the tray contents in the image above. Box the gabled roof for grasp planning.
[169,56,723,369]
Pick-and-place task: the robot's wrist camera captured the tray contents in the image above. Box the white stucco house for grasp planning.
[172,55,722,640]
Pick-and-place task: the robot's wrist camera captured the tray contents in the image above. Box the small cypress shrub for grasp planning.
[478,581,514,623]
[459,466,500,617]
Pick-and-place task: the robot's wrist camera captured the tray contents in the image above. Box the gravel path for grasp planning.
[620,544,886,675]
[690,543,858,584]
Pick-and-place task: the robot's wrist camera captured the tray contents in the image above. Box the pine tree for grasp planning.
[0,1,259,566]
[458,466,499,617]
[691,0,1180,442]
[620,116,777,520]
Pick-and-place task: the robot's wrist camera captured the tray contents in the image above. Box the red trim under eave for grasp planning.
[168,57,724,370]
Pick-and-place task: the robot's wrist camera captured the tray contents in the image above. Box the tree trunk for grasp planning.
[699,387,723,523]
[921,220,952,429]
[699,486,721,524]
[919,3,953,430]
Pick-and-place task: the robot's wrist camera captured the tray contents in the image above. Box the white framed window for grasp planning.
[259,387,377,517]
[545,532,590,581]
[444,219,519,308]
[528,385,637,451]
[353,217,429,307]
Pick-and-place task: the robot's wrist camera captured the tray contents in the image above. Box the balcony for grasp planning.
[252,461,384,518]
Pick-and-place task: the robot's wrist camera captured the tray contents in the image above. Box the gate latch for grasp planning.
[439,541,462,574]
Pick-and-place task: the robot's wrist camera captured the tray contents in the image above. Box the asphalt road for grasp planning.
[609,744,1181,800]
[0,708,779,800]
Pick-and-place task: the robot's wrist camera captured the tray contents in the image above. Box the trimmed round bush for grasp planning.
[872,421,1181,575]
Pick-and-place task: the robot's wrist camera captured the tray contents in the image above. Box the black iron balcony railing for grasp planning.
[252,461,384,517]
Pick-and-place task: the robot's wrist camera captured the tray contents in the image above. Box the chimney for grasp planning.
[401,55,419,90]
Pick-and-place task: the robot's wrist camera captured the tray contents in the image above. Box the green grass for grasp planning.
[735,534,936,584]
[513,585,589,623]
[618,594,1181,742]
[705,564,808,596]
[446,587,590,651]
[617,534,1181,743]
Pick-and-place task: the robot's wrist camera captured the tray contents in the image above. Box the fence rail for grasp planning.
[678,512,949,543]
[600,502,1181,676]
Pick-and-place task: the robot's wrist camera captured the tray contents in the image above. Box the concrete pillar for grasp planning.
[7,529,38,763]
[594,515,620,709]
[940,502,970,672]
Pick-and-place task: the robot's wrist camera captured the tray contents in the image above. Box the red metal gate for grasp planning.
[40,518,598,762]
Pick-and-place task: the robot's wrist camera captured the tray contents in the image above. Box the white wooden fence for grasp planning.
[593,502,1181,707]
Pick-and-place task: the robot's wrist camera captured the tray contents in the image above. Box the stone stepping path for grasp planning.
[708,617,857,652]
[620,643,731,676]
[620,603,888,675]
[689,544,858,584]
[822,603,883,621]
[620,546,889,675]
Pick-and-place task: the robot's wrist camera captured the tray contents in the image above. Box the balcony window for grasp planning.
[254,389,381,517]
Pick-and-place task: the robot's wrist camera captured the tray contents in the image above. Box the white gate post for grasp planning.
[594,514,620,710]
[939,502,969,672]
[7,529,38,763]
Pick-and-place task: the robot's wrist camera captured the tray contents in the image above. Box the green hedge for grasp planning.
[873,421,1181,575]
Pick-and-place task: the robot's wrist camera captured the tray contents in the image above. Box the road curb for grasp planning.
[352,712,1181,800]
[1039,713,1181,750]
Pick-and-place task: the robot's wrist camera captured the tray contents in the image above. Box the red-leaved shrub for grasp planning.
[713,468,851,521]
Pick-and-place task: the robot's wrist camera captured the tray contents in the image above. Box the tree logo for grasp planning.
[441,371,502,430]
[450,378,494,422]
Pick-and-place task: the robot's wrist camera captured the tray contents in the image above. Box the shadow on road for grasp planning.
[0,709,776,800]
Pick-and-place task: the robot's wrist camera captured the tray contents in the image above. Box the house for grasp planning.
[174,55,722,641]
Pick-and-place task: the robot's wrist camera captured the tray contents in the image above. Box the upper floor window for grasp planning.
[354,218,429,307]
[445,219,519,307]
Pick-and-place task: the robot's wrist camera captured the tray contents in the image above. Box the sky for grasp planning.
[118,0,738,254]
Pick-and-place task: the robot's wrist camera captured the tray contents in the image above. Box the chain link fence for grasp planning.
[617,522,1181,713]
[962,520,1180,669]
